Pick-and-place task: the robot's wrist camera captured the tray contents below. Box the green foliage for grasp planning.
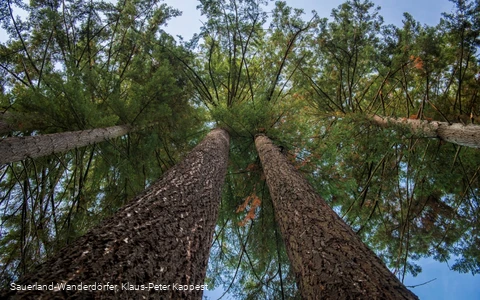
[1,0,479,296]
[290,0,480,285]
[0,0,205,286]
[207,160,300,298]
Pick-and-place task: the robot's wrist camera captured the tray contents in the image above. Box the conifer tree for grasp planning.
[255,133,418,299]
[0,124,133,164]
[2,128,230,299]
[371,114,480,149]
[1,0,479,297]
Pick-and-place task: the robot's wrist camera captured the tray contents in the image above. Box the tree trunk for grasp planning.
[371,114,480,149]
[255,134,417,300]
[3,128,230,299]
[0,124,134,164]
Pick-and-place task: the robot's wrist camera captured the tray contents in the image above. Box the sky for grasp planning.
[0,0,456,42]
[1,0,479,299]
[160,0,455,42]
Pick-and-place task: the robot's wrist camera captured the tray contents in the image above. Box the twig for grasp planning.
[406,278,437,288]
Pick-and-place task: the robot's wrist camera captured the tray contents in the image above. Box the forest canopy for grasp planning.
[0,0,479,298]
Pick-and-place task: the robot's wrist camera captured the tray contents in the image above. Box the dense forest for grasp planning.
[0,0,479,298]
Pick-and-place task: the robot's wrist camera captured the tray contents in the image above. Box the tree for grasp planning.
[299,0,383,114]
[371,114,480,149]
[255,133,417,299]
[0,0,205,283]
[441,0,480,114]
[1,0,479,297]
[185,0,478,295]
[292,0,480,281]
[1,128,230,299]
[0,124,135,164]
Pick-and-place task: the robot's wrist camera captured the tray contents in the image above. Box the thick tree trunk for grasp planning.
[3,128,230,299]
[371,114,480,149]
[255,134,417,300]
[0,124,134,164]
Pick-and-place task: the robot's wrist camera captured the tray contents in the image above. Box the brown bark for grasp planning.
[3,128,230,299]
[371,114,480,149]
[0,124,133,164]
[255,134,417,300]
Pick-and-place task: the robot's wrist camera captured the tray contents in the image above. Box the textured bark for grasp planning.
[2,128,230,299]
[255,134,418,300]
[371,114,480,149]
[0,124,134,164]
